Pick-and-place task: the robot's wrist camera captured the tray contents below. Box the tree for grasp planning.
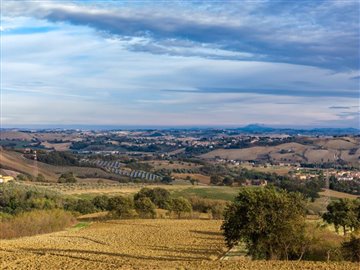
[58,172,77,183]
[161,175,173,184]
[170,197,192,218]
[222,177,234,186]
[36,174,46,182]
[341,234,360,262]
[323,199,359,235]
[134,188,172,209]
[107,196,134,218]
[210,175,221,185]
[221,188,307,260]
[92,195,109,211]
[135,197,156,218]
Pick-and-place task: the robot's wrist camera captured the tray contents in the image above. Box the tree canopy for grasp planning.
[221,187,307,260]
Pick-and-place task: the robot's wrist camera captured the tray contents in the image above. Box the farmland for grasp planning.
[0,219,357,270]
[200,138,360,166]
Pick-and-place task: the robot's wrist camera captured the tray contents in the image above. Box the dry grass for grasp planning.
[41,142,72,151]
[0,219,357,270]
[144,160,201,170]
[319,189,359,199]
[172,173,211,184]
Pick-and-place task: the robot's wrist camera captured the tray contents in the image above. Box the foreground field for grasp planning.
[0,220,357,270]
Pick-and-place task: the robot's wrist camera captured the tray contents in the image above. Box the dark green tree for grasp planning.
[58,172,77,183]
[135,197,156,218]
[221,188,307,260]
[161,175,173,184]
[107,196,134,218]
[36,174,46,182]
[134,188,171,209]
[92,195,109,211]
[341,234,360,262]
[210,175,221,185]
[323,199,359,235]
[170,197,192,218]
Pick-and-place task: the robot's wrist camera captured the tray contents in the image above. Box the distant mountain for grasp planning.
[235,124,359,136]
[236,124,275,133]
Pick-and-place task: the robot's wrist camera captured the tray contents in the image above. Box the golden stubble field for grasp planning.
[0,219,358,270]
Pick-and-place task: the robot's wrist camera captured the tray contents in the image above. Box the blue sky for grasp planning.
[1,0,359,128]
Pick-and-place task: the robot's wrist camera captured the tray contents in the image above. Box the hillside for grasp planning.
[0,219,357,270]
[200,138,360,166]
[0,150,113,182]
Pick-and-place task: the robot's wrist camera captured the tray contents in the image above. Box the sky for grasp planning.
[1,0,359,128]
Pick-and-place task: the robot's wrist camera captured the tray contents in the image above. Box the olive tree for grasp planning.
[221,187,307,260]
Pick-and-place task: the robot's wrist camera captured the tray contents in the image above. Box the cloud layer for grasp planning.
[1,1,359,128]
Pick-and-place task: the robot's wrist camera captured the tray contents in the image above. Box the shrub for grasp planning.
[58,172,77,183]
[92,195,110,211]
[108,196,134,218]
[134,188,172,209]
[36,174,47,182]
[135,197,156,218]
[188,196,227,220]
[342,234,360,262]
[170,197,192,219]
[0,183,62,214]
[0,209,75,239]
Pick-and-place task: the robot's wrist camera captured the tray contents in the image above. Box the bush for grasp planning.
[107,196,134,218]
[0,209,75,239]
[92,195,110,211]
[36,174,47,182]
[0,183,62,214]
[58,172,77,183]
[342,234,360,262]
[135,197,156,218]
[134,188,172,209]
[170,197,192,218]
[188,196,227,219]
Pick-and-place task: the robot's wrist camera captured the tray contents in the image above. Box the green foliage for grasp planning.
[36,174,46,182]
[235,168,323,200]
[134,197,156,218]
[0,183,62,214]
[222,176,234,186]
[92,195,110,211]
[170,197,192,218]
[188,196,228,219]
[58,172,77,183]
[323,199,360,235]
[161,175,173,184]
[107,196,134,218]
[210,175,221,185]
[64,199,96,214]
[37,151,79,166]
[134,188,172,209]
[222,187,307,260]
[341,234,360,262]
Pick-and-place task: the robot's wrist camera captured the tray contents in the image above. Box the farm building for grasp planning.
[0,175,14,183]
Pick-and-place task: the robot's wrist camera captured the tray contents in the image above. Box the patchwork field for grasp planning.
[200,138,360,165]
[0,219,357,270]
